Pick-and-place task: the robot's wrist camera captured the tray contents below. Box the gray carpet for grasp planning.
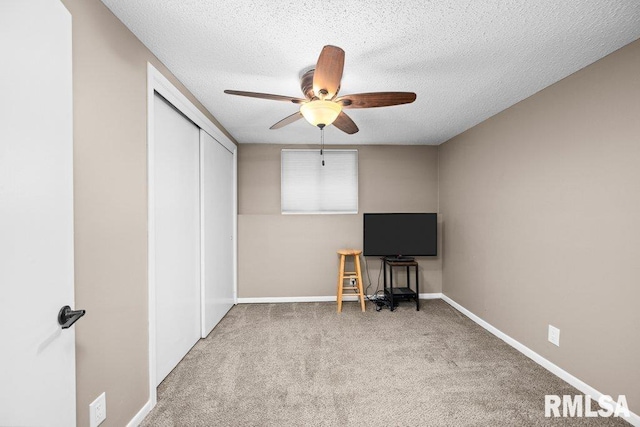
[141,300,628,426]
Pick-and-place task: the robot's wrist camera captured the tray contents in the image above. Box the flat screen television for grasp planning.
[363,213,437,258]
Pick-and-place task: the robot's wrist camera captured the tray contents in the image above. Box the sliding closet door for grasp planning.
[201,130,235,337]
[153,94,201,385]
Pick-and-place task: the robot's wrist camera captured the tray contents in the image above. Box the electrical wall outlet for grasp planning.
[548,325,560,347]
[89,392,106,427]
[349,278,356,286]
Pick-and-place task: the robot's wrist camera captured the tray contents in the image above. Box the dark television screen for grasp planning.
[363,213,437,257]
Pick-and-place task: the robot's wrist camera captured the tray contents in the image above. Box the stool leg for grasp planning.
[354,254,366,312]
[337,254,345,312]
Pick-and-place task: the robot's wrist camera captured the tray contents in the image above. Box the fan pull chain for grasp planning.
[320,127,325,166]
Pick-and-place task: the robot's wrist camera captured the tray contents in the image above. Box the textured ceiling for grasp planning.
[100,0,640,145]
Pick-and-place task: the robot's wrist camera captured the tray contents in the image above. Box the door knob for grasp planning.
[58,305,86,329]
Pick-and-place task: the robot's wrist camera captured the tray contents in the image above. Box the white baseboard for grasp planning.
[237,296,336,303]
[419,292,442,300]
[440,294,639,427]
[237,293,442,304]
[127,399,153,427]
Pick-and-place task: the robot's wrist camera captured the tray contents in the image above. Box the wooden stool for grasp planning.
[336,249,366,312]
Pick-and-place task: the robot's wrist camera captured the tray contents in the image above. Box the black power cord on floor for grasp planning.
[363,257,393,311]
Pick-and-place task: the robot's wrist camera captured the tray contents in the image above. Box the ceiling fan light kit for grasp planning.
[224,45,417,135]
[300,100,342,128]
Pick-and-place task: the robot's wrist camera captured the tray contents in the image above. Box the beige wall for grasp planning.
[439,39,640,412]
[60,0,234,425]
[238,144,441,298]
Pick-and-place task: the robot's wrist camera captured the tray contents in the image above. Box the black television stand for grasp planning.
[384,256,415,262]
[382,258,419,311]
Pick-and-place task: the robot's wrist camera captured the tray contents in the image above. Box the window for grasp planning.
[281,149,358,214]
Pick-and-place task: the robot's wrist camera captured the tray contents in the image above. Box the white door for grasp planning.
[153,94,201,385]
[0,0,76,426]
[200,130,235,336]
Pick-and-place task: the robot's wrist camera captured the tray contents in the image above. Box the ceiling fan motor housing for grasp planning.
[300,69,315,100]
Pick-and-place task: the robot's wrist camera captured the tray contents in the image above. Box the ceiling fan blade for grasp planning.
[332,111,359,134]
[270,112,303,129]
[337,92,417,109]
[313,45,345,100]
[224,90,305,104]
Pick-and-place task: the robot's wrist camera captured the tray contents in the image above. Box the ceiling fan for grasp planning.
[224,45,417,134]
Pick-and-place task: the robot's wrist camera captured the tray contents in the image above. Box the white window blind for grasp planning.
[281,149,358,214]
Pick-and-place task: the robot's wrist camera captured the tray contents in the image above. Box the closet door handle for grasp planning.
[58,305,86,329]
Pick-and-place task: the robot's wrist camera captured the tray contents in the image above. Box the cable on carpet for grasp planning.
[363,257,390,311]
